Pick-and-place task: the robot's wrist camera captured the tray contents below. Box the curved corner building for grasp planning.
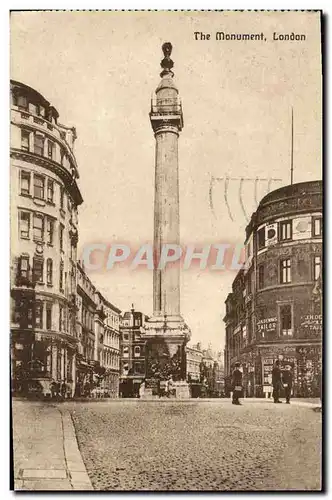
[10,80,83,396]
[224,181,322,398]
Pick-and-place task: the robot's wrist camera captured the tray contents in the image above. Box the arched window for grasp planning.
[134,346,141,358]
[123,346,129,358]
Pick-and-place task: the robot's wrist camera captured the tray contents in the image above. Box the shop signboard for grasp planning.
[262,357,274,386]
[257,317,277,337]
[300,314,322,333]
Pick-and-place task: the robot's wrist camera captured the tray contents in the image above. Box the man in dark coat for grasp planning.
[231,362,243,405]
[272,360,282,403]
[282,365,293,404]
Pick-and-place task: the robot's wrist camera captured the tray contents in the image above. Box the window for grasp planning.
[35,301,43,329]
[247,271,252,294]
[258,265,264,290]
[59,261,64,291]
[20,171,31,195]
[280,259,291,284]
[134,346,141,358]
[279,220,292,241]
[21,130,30,152]
[134,362,144,374]
[46,304,52,330]
[314,256,322,281]
[70,241,76,260]
[60,148,65,166]
[19,255,29,278]
[17,95,28,109]
[257,227,265,250]
[33,213,44,241]
[59,306,63,331]
[123,346,129,358]
[134,318,141,327]
[280,304,292,336]
[46,218,54,245]
[34,134,44,156]
[46,258,53,285]
[39,106,45,117]
[47,140,55,160]
[33,257,44,283]
[123,363,129,374]
[59,224,64,251]
[29,103,38,115]
[63,307,67,333]
[33,174,45,199]
[123,333,129,341]
[47,179,54,203]
[60,187,65,210]
[312,217,322,238]
[19,211,30,239]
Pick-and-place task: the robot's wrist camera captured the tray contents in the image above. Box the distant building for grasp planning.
[186,343,225,397]
[224,181,322,398]
[10,80,83,397]
[186,343,203,382]
[119,307,148,397]
[76,262,121,397]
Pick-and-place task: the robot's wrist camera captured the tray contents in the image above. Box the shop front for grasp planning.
[258,344,321,398]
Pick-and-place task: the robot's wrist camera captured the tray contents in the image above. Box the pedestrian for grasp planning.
[272,360,283,403]
[60,381,67,399]
[139,380,145,398]
[282,365,293,404]
[50,379,57,399]
[231,362,243,405]
[168,376,175,397]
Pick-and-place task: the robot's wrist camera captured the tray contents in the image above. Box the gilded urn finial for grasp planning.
[160,42,174,77]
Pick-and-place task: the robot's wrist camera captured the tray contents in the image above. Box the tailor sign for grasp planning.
[300,314,322,332]
[257,317,277,333]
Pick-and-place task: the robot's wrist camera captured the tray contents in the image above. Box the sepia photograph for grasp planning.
[10,9,322,491]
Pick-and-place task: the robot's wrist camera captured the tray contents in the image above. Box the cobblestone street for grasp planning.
[68,400,321,491]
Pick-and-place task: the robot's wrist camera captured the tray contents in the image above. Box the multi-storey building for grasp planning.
[76,262,121,397]
[102,297,121,397]
[119,307,147,397]
[186,343,225,397]
[10,80,83,397]
[224,181,323,398]
[186,343,203,383]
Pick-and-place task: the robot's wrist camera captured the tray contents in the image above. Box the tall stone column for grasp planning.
[143,43,191,397]
[153,124,181,317]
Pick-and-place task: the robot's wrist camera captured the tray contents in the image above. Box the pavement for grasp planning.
[12,397,322,491]
[12,400,93,491]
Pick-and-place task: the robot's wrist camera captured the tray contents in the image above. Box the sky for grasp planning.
[10,10,322,351]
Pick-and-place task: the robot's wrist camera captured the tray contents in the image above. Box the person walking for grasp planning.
[282,365,293,404]
[231,362,243,405]
[272,360,283,403]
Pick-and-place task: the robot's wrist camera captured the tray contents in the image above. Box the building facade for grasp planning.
[186,343,225,397]
[119,307,147,397]
[76,262,121,397]
[10,80,83,397]
[224,181,322,398]
[186,343,203,383]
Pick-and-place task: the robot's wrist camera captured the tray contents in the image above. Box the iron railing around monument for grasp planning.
[150,97,182,116]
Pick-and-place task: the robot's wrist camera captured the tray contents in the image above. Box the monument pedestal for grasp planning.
[142,315,191,398]
[173,380,190,399]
